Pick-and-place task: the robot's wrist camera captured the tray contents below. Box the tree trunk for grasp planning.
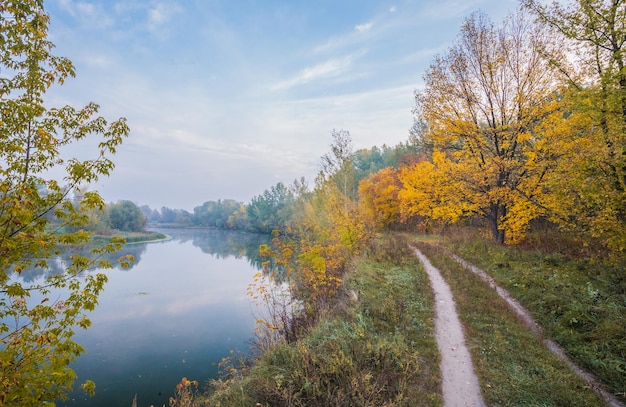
[488,203,506,245]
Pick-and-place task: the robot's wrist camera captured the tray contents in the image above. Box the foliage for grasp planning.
[248,233,302,347]
[245,181,303,234]
[246,131,376,357]
[168,377,201,407]
[358,167,404,230]
[399,151,480,225]
[405,10,565,244]
[0,0,129,404]
[192,199,242,229]
[158,206,193,226]
[107,200,145,232]
[352,137,426,183]
[522,0,626,254]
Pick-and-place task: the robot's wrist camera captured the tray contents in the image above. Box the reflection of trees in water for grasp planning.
[17,229,269,282]
[18,242,148,282]
[155,228,271,269]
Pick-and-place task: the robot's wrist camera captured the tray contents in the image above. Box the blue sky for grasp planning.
[45,0,519,210]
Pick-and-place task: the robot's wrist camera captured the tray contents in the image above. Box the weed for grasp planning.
[168,377,201,407]
[205,235,441,406]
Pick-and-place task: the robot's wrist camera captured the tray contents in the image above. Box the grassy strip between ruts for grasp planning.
[414,240,610,406]
[206,234,441,407]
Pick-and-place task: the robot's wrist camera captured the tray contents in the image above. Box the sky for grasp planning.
[44,0,520,210]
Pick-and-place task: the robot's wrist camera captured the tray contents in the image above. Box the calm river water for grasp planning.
[56,228,270,407]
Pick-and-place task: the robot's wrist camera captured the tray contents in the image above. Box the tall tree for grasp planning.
[108,200,146,232]
[522,0,626,252]
[0,1,129,404]
[404,11,564,244]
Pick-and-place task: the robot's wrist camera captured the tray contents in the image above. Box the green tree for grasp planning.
[246,183,296,233]
[192,199,241,229]
[108,200,146,232]
[0,1,130,404]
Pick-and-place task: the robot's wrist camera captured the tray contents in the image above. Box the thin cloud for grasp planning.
[271,53,361,91]
[147,2,182,29]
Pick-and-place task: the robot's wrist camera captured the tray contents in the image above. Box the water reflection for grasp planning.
[18,228,269,283]
[57,228,270,407]
[159,228,269,269]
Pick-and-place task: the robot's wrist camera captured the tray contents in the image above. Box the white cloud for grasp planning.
[354,22,374,32]
[81,54,114,68]
[389,6,397,13]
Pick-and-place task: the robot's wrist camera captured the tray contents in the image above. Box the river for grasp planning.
[55,228,271,407]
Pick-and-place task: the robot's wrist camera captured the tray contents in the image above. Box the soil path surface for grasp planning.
[414,248,486,407]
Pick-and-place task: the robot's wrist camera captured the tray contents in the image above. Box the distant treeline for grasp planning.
[140,140,423,234]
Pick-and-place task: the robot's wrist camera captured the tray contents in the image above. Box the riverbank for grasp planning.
[173,231,623,406]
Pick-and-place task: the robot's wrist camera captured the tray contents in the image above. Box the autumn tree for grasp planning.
[0,1,130,404]
[522,0,626,252]
[358,167,404,230]
[254,131,374,337]
[403,11,564,244]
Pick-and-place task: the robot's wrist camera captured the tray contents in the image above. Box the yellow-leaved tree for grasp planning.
[523,0,626,253]
[358,167,403,230]
[249,130,374,344]
[404,10,566,244]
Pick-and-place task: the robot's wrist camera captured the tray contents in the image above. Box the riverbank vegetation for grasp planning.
[2,0,625,405]
[183,1,624,405]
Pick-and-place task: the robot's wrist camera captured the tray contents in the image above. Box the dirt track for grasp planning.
[414,248,486,407]
[414,245,624,407]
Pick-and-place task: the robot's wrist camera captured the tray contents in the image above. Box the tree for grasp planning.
[522,0,626,253]
[358,167,404,230]
[408,11,564,244]
[319,129,357,201]
[108,200,146,232]
[192,199,241,229]
[246,183,296,233]
[0,1,130,404]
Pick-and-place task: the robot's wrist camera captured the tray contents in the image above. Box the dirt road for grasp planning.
[414,248,486,407]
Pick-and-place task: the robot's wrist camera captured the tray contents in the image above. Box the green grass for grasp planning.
[442,235,626,403]
[415,240,613,406]
[90,231,168,244]
[206,234,442,407]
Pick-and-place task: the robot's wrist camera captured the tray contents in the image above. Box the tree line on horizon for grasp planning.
[137,138,423,233]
